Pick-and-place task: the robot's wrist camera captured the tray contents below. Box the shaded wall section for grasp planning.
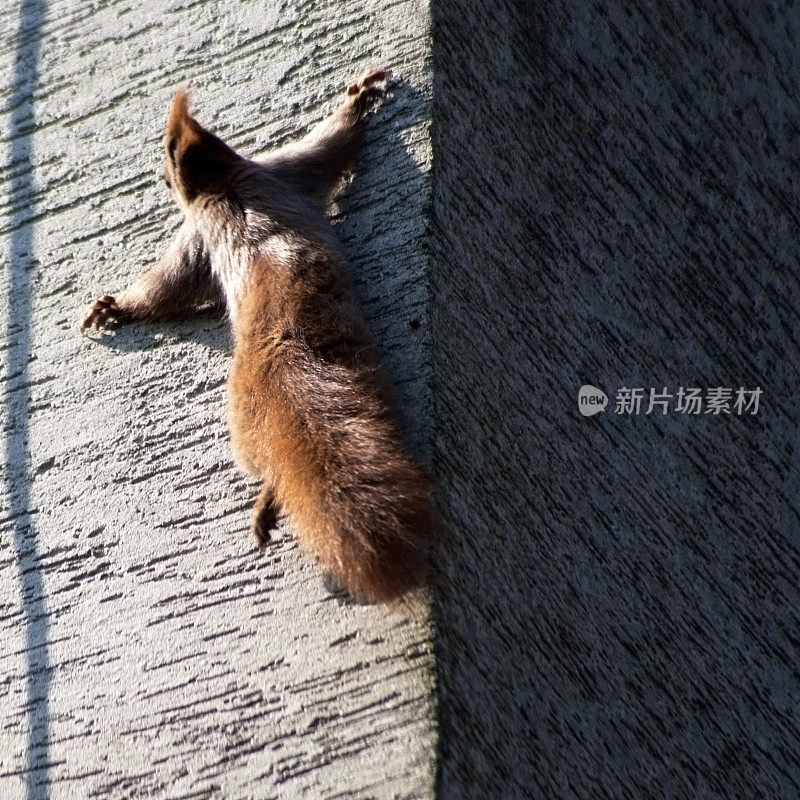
[431,1,800,798]
[1,1,49,800]
[0,1,435,798]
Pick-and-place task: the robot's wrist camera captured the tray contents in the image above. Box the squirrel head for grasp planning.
[163,87,240,210]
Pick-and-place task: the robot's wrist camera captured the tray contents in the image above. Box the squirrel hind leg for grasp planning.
[250,484,280,550]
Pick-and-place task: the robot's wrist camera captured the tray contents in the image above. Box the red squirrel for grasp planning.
[81,70,436,605]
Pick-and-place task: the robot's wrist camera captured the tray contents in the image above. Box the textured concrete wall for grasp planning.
[0,1,434,798]
[7,0,800,798]
[431,1,800,798]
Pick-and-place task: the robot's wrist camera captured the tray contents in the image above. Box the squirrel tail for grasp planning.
[268,357,437,606]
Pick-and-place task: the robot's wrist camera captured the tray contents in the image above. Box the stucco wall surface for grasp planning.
[0,1,435,798]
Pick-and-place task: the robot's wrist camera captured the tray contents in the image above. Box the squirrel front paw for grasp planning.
[80,294,131,333]
[346,67,392,112]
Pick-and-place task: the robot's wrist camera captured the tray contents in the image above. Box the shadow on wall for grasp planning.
[4,1,49,799]
[333,78,432,459]
[432,0,800,798]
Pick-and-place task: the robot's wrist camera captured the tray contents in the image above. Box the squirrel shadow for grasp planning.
[85,305,230,354]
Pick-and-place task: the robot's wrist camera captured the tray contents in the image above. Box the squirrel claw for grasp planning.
[347,67,393,101]
[80,294,129,334]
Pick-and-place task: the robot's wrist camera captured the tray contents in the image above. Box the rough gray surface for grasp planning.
[0,1,435,798]
[8,0,800,797]
[432,1,800,798]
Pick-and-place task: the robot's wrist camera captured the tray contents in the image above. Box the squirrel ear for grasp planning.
[163,86,240,203]
[165,87,200,159]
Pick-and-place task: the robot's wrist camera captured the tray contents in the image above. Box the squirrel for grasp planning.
[80,69,436,605]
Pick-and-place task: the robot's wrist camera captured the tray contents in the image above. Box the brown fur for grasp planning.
[81,69,436,605]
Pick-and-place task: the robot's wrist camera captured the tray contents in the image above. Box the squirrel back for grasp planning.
[228,251,437,605]
[155,75,438,605]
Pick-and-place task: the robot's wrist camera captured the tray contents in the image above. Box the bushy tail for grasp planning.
[310,451,436,605]
[270,356,437,605]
